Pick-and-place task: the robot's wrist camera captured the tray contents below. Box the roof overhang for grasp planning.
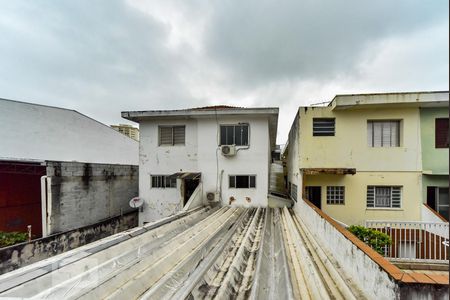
[122,107,279,150]
[329,91,449,110]
[301,168,356,175]
[168,172,201,180]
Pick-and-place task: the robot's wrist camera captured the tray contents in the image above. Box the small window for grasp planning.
[326,186,345,205]
[220,124,249,146]
[435,118,449,148]
[367,186,401,208]
[367,120,400,147]
[229,175,256,188]
[159,126,185,146]
[151,175,176,188]
[313,118,335,136]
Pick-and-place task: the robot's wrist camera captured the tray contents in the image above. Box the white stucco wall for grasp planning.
[138,115,271,223]
[0,99,138,165]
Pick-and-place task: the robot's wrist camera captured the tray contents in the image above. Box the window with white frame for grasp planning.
[367,186,401,208]
[159,125,185,146]
[229,175,256,188]
[220,124,249,146]
[367,120,400,147]
[326,186,345,204]
[151,175,177,188]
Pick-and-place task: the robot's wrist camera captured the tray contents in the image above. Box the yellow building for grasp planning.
[111,124,140,141]
[285,91,449,225]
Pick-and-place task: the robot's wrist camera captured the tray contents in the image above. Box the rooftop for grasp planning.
[329,91,449,110]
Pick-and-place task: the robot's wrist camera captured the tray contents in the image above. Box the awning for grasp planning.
[301,168,356,175]
[168,172,201,180]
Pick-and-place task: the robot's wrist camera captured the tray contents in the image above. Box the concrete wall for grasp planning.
[0,98,138,165]
[138,115,271,223]
[0,211,138,275]
[292,198,399,299]
[286,110,301,202]
[45,161,138,234]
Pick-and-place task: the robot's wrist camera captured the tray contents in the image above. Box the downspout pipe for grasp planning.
[40,175,48,237]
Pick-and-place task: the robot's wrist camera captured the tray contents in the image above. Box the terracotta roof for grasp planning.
[188,105,243,111]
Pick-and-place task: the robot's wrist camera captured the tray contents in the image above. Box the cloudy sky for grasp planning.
[0,0,448,143]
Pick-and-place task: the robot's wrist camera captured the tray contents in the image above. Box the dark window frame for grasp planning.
[313,118,335,136]
[151,175,177,188]
[219,124,249,146]
[229,175,256,189]
[435,118,449,148]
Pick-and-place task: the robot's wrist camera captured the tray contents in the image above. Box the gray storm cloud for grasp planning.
[0,0,448,143]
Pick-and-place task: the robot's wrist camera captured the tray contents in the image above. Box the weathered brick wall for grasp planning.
[46,161,138,234]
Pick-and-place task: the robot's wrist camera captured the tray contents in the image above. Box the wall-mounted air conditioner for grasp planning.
[206,191,220,203]
[221,145,236,157]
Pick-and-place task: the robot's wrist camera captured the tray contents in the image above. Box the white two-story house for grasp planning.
[122,106,278,223]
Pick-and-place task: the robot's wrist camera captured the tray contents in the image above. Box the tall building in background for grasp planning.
[111,124,140,141]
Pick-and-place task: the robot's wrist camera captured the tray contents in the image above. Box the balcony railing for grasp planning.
[365,220,449,263]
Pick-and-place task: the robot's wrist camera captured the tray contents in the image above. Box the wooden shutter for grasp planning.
[435,118,449,148]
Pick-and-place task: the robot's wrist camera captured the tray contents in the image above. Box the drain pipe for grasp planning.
[40,175,48,237]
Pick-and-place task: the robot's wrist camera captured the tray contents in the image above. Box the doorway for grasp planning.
[184,178,200,206]
[305,186,322,209]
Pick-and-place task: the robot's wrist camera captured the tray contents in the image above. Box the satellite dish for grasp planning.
[129,197,144,208]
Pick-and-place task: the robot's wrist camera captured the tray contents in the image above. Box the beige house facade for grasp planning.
[285,91,449,225]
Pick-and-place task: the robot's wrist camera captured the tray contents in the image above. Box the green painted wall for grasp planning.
[420,107,449,208]
[422,175,448,204]
[420,107,449,174]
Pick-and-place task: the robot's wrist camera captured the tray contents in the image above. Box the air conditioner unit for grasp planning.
[206,191,220,202]
[221,145,236,157]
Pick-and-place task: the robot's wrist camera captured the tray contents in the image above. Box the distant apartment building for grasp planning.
[122,106,278,223]
[285,91,449,225]
[111,124,139,141]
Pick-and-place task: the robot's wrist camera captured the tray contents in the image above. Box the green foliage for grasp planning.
[0,231,28,248]
[348,225,391,255]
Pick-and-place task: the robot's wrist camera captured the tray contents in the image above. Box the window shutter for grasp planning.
[435,118,449,148]
[160,127,173,145]
[390,121,400,147]
[313,118,335,136]
[382,122,391,147]
[391,187,401,208]
[367,122,373,146]
[373,122,383,147]
[367,186,375,207]
[173,126,185,145]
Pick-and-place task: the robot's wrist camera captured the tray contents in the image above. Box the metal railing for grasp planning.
[365,220,449,263]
